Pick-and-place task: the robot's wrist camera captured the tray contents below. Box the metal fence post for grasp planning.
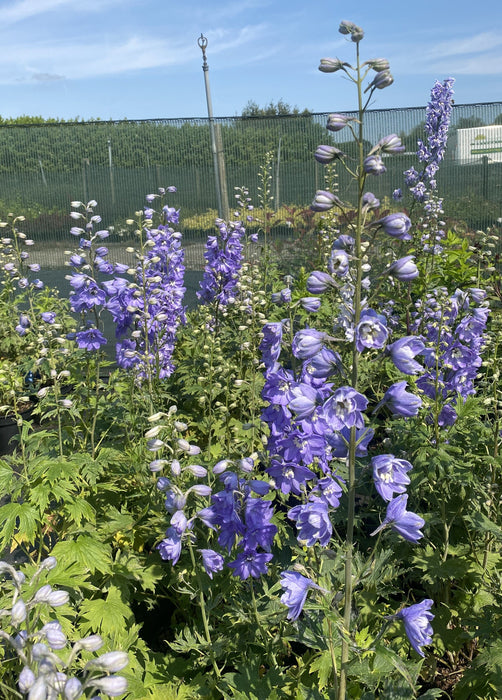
[197,33,229,221]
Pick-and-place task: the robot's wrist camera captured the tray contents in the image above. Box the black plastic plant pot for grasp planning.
[0,406,35,456]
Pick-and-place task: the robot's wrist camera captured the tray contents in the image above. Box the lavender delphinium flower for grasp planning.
[371,494,425,542]
[363,155,386,176]
[292,329,327,359]
[372,454,413,501]
[323,386,368,430]
[375,381,422,417]
[288,499,332,547]
[387,336,425,375]
[108,193,186,379]
[374,213,412,241]
[392,600,434,657]
[75,327,107,352]
[199,549,224,579]
[355,309,388,352]
[198,218,244,306]
[280,571,324,620]
[385,256,419,281]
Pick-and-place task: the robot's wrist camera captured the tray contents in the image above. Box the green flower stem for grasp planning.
[188,542,221,678]
[250,579,278,667]
[338,40,366,700]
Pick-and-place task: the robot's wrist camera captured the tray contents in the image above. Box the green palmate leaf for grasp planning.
[78,584,133,636]
[0,501,39,549]
[309,649,334,690]
[138,683,199,700]
[373,644,417,690]
[416,690,444,699]
[50,534,112,574]
[222,661,287,700]
[64,496,96,528]
[466,511,502,541]
[0,459,16,494]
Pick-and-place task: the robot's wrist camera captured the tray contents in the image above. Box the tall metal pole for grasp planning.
[198,34,229,220]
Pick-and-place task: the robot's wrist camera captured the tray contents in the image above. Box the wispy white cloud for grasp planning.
[427,53,502,76]
[0,0,126,25]
[386,29,502,77]
[0,23,270,84]
[425,32,502,59]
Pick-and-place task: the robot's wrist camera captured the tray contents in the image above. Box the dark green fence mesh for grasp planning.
[1,102,501,270]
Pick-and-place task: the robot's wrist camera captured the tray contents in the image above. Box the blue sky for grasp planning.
[0,0,500,121]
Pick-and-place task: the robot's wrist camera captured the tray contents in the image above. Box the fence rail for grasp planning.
[1,102,501,269]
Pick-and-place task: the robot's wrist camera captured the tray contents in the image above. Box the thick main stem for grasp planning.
[338,41,365,700]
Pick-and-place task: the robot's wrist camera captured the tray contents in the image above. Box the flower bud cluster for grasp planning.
[0,557,128,699]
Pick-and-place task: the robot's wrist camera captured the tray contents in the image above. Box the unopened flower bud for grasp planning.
[90,675,128,697]
[366,58,390,71]
[47,590,69,607]
[318,58,346,73]
[369,70,394,91]
[339,20,364,42]
[87,651,129,673]
[63,677,83,700]
[314,145,345,164]
[11,599,27,625]
[76,634,103,651]
[326,113,351,131]
[310,190,342,212]
[18,666,36,693]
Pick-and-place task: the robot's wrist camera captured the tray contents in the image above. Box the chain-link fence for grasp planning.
[1,102,501,270]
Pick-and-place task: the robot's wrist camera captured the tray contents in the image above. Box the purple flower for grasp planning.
[300,297,321,312]
[369,70,394,90]
[307,347,342,379]
[288,499,332,547]
[375,134,405,154]
[157,527,183,565]
[310,190,342,212]
[323,386,368,430]
[199,549,224,579]
[41,312,56,324]
[328,249,350,277]
[362,192,380,210]
[292,329,326,359]
[393,600,434,657]
[355,309,388,352]
[375,214,412,241]
[280,571,324,620]
[228,551,273,579]
[316,476,343,507]
[306,271,337,294]
[386,256,419,281]
[266,460,316,495]
[75,328,107,352]
[314,145,345,164]
[328,426,374,458]
[387,336,425,375]
[375,381,422,417]
[372,454,413,501]
[326,113,351,130]
[371,494,424,542]
[198,219,244,306]
[363,155,386,175]
[260,322,283,368]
